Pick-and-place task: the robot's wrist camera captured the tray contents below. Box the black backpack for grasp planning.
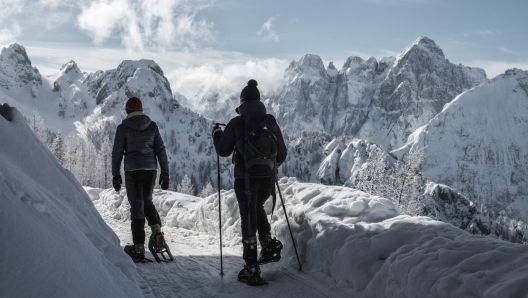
[242,113,278,177]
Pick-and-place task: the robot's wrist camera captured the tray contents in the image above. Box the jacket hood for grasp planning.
[237,100,266,116]
[122,114,152,131]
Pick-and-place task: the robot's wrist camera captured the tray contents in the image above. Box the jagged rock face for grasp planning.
[178,88,239,124]
[268,37,487,150]
[50,61,87,117]
[420,183,478,231]
[0,44,42,97]
[367,36,487,149]
[268,54,336,134]
[395,69,528,222]
[420,183,527,243]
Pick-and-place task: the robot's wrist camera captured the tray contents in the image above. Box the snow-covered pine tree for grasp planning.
[63,131,81,176]
[355,150,392,198]
[393,148,425,216]
[96,136,112,188]
[27,108,48,147]
[177,174,195,195]
[199,181,215,198]
[50,129,64,165]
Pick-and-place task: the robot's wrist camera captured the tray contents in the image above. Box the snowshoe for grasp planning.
[148,232,174,263]
[124,245,153,263]
[237,264,267,286]
[258,237,283,265]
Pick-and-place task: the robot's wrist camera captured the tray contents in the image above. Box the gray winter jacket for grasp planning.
[111,112,169,177]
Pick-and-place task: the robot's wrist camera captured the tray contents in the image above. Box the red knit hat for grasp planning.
[126,97,142,111]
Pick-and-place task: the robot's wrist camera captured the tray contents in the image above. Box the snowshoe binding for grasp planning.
[148,231,174,263]
[124,245,153,263]
[258,237,283,265]
[238,264,267,286]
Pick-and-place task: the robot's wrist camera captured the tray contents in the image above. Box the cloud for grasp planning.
[22,42,289,101]
[470,60,528,78]
[257,16,279,42]
[0,24,22,48]
[77,0,215,50]
[498,46,515,54]
[0,0,75,30]
[462,29,501,37]
[166,58,289,103]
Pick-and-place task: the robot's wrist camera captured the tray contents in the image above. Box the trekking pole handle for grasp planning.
[212,123,226,128]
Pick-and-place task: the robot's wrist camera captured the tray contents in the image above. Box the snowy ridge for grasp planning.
[0,104,142,297]
[394,69,528,224]
[94,177,528,297]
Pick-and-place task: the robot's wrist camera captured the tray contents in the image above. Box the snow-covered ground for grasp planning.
[3,102,528,297]
[90,178,528,298]
[0,104,142,297]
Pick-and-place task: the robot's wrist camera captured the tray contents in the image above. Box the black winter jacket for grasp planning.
[111,113,169,177]
[213,100,287,179]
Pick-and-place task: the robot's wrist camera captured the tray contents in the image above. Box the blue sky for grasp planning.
[1,0,527,98]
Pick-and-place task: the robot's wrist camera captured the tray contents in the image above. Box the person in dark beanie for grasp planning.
[112,96,170,263]
[212,79,287,285]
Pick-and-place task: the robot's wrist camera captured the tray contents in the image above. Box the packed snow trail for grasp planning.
[91,191,347,298]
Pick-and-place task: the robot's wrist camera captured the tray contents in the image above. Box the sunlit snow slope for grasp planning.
[0,104,142,298]
[395,69,528,219]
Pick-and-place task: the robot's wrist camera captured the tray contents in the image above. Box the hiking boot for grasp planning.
[237,264,267,286]
[258,237,283,264]
[124,244,152,263]
[149,224,165,250]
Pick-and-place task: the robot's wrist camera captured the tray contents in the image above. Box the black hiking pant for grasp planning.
[125,170,161,245]
[234,177,272,266]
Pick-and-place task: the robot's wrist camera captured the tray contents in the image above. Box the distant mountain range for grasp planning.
[1,37,527,242]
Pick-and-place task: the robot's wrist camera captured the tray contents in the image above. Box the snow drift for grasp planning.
[0,104,142,298]
[95,176,528,297]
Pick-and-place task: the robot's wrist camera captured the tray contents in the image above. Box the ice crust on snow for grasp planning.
[94,177,528,297]
[0,104,142,297]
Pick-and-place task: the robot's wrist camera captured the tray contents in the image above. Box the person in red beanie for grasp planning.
[111,97,170,262]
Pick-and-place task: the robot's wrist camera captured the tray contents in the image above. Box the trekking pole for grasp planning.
[275,178,302,271]
[213,123,226,276]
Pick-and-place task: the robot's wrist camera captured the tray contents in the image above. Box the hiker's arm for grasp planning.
[111,125,125,177]
[213,120,236,157]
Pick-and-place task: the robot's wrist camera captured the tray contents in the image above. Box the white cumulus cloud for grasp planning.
[77,0,215,50]
[0,24,22,48]
[257,16,279,42]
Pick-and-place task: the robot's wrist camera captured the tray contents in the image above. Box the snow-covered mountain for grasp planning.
[0,103,142,297]
[267,36,487,150]
[0,44,231,193]
[395,68,528,235]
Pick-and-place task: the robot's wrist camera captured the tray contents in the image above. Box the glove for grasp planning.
[112,175,122,192]
[159,173,170,190]
[211,125,223,137]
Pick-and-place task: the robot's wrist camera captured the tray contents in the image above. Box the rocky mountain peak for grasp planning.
[286,54,327,80]
[326,61,338,77]
[396,36,445,66]
[0,43,42,93]
[60,60,81,75]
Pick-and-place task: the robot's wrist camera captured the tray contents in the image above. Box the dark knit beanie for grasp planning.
[239,79,260,104]
[125,97,143,114]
